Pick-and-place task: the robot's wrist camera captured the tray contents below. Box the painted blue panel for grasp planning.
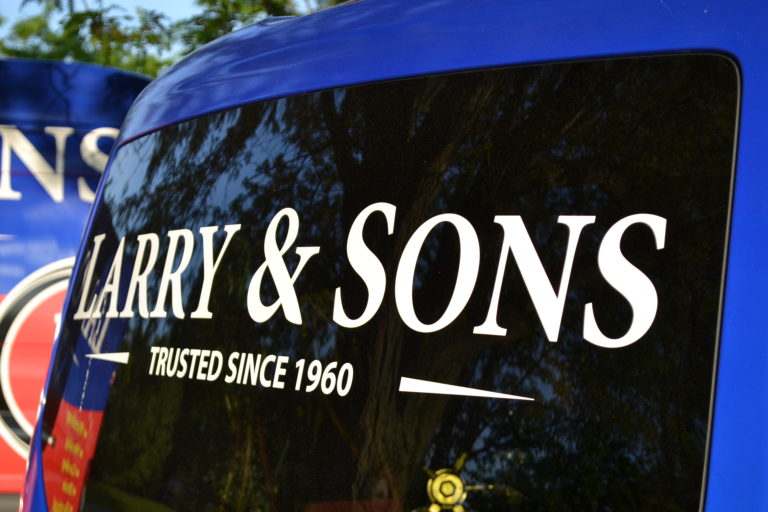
[118,0,766,145]
[0,59,149,293]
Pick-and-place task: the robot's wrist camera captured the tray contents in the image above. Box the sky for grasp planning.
[0,0,200,37]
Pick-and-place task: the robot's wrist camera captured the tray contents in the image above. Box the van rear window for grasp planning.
[41,54,737,511]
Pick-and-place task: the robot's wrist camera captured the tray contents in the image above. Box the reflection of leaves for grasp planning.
[85,56,735,511]
[90,330,182,495]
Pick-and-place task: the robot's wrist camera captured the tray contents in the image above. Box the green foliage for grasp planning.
[1,0,298,77]
[175,0,293,54]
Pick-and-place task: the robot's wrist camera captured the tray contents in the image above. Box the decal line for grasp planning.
[85,352,130,364]
[398,377,534,401]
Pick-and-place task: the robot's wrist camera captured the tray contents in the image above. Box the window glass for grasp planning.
[41,54,738,512]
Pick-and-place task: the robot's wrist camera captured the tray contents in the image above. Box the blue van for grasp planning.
[21,1,768,510]
[0,59,147,505]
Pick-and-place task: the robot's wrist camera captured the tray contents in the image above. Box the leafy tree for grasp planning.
[1,0,298,77]
[173,0,293,54]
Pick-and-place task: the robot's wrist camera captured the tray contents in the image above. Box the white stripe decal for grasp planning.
[85,352,130,364]
[398,376,534,401]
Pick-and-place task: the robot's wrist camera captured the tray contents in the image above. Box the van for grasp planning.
[21,1,768,510]
[0,58,147,506]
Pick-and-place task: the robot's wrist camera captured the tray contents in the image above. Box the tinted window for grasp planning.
[42,54,738,512]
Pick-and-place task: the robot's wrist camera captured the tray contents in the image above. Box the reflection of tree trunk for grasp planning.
[238,424,255,511]
[256,407,279,512]
[219,395,275,512]
[347,79,510,503]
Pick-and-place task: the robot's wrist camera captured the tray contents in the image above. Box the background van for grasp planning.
[21,1,768,510]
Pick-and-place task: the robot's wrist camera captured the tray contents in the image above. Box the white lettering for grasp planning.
[0,125,74,202]
[260,354,277,387]
[247,208,319,325]
[92,237,126,318]
[156,347,168,375]
[150,229,195,319]
[196,350,210,380]
[191,224,242,319]
[244,353,262,385]
[78,127,118,202]
[333,202,396,328]
[207,351,223,381]
[149,346,160,375]
[273,355,289,389]
[119,233,160,318]
[225,352,239,384]
[74,234,107,320]
[395,214,480,333]
[583,214,667,348]
[474,215,595,341]
[176,348,189,378]
[187,348,201,377]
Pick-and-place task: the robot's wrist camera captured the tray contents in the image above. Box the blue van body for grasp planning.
[22,1,768,510]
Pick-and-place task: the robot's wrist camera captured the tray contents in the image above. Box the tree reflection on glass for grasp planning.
[73,55,736,511]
